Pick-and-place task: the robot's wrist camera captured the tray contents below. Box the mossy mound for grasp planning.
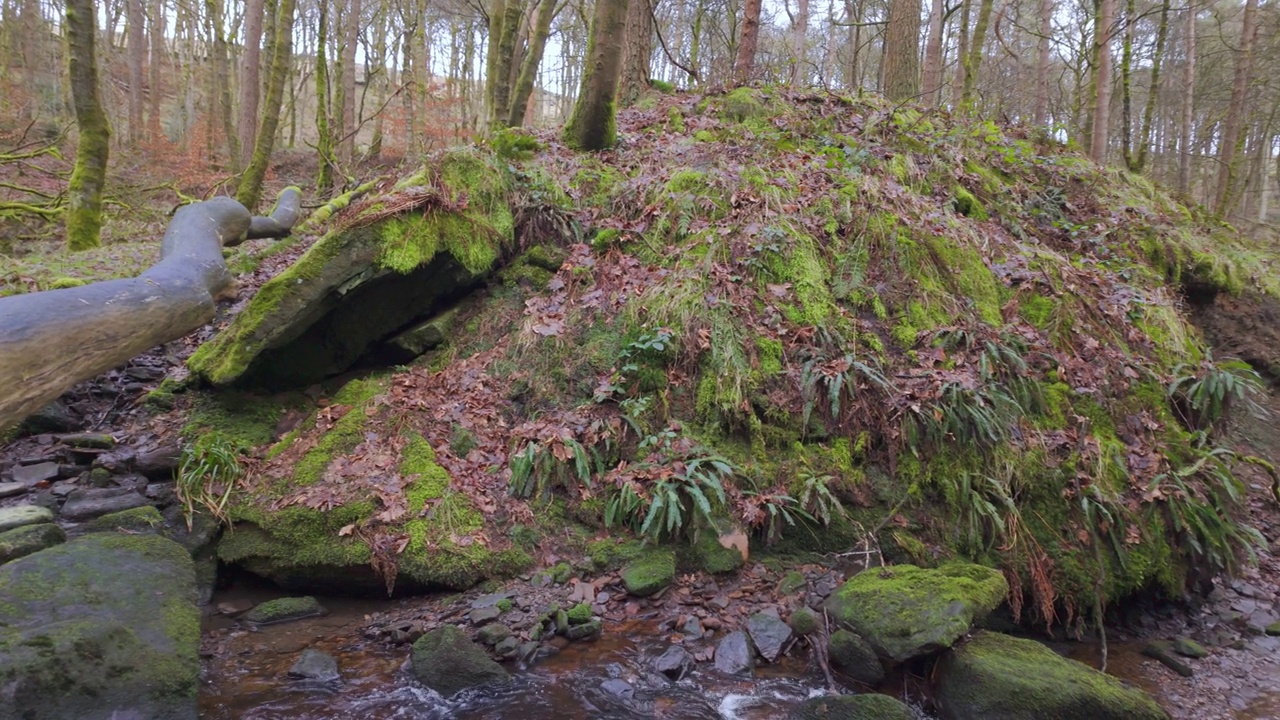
[188,149,518,389]
[791,693,915,720]
[622,548,676,596]
[826,564,1007,663]
[935,631,1168,720]
[0,533,199,720]
[243,596,324,624]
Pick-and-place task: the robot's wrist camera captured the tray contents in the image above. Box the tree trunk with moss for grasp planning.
[1212,0,1259,217]
[564,0,629,151]
[315,1,334,195]
[958,0,992,111]
[238,0,266,168]
[488,0,525,129]
[0,188,300,430]
[508,0,560,127]
[237,0,297,211]
[1089,0,1116,162]
[64,0,110,252]
[205,0,240,173]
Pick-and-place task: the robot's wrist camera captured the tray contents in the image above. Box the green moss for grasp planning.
[292,377,388,486]
[1019,293,1056,329]
[80,506,164,534]
[243,596,324,624]
[496,598,514,612]
[402,435,451,507]
[694,130,716,143]
[588,537,645,569]
[688,532,745,574]
[666,106,686,133]
[953,187,989,220]
[566,602,592,624]
[621,547,676,596]
[182,392,283,452]
[721,87,765,122]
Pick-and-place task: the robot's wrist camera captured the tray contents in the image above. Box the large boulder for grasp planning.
[411,625,510,697]
[188,149,516,389]
[791,693,916,720]
[935,631,1169,720]
[0,533,199,720]
[825,563,1007,663]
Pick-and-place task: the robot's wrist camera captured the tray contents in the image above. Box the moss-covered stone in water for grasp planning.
[410,625,509,697]
[80,505,164,534]
[935,631,1169,720]
[244,596,325,625]
[567,603,593,625]
[0,523,65,565]
[790,693,915,720]
[0,533,198,720]
[825,563,1007,663]
[622,548,676,596]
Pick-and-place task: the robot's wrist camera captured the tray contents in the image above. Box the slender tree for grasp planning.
[64,0,111,251]
[789,0,809,86]
[620,0,654,104]
[1089,0,1117,162]
[1128,0,1170,172]
[959,0,993,111]
[1176,2,1195,196]
[488,0,524,128]
[1213,0,1259,216]
[238,0,265,167]
[1034,0,1053,125]
[922,0,945,106]
[237,0,297,210]
[564,0,630,150]
[732,0,762,85]
[883,0,921,102]
[509,0,561,125]
[126,0,145,145]
[315,0,333,194]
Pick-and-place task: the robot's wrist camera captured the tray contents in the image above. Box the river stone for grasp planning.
[715,630,754,676]
[19,400,75,434]
[789,607,820,636]
[935,631,1169,720]
[470,606,503,625]
[747,611,793,662]
[478,623,512,645]
[654,645,695,681]
[187,150,516,389]
[567,619,603,640]
[81,505,165,534]
[0,481,26,498]
[791,693,916,720]
[828,629,885,686]
[621,548,676,597]
[601,678,635,699]
[11,461,58,486]
[245,597,326,625]
[1172,636,1208,658]
[0,504,55,532]
[0,523,66,565]
[0,533,199,720]
[411,625,510,697]
[288,649,341,682]
[1141,640,1194,677]
[59,432,116,450]
[60,487,150,521]
[826,563,1007,663]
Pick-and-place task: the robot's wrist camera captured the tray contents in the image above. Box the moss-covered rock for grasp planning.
[0,533,198,720]
[0,505,54,533]
[0,523,65,565]
[80,505,164,534]
[689,532,745,574]
[621,548,676,596]
[791,693,915,720]
[827,629,885,686]
[825,563,1007,663]
[243,596,325,625]
[935,631,1168,720]
[789,607,819,636]
[188,149,516,389]
[410,625,509,697]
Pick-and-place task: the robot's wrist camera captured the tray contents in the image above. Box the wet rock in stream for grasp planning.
[245,596,327,625]
[288,649,341,683]
[746,611,793,663]
[653,645,694,681]
[411,625,510,697]
[791,693,916,720]
[714,630,754,676]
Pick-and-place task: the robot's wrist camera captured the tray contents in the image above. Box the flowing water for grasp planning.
[199,587,843,720]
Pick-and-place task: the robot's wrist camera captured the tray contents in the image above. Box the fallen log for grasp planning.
[0,187,301,429]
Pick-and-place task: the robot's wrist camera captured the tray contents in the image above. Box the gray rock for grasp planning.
[470,606,503,625]
[1142,640,1194,677]
[747,611,793,662]
[133,444,181,480]
[0,481,28,498]
[0,533,199,720]
[566,619,602,640]
[57,433,116,450]
[470,592,513,609]
[288,650,341,683]
[601,679,635,699]
[411,625,510,697]
[715,630,754,676]
[791,693,916,720]
[0,505,55,533]
[12,462,59,487]
[653,645,694,681]
[0,523,66,565]
[828,630,885,686]
[682,616,704,637]
[60,487,149,521]
[18,401,75,434]
[494,636,520,658]
[937,632,1169,720]
[478,623,512,646]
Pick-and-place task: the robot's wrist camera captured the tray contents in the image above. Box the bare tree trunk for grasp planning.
[564,0,630,150]
[1212,0,1259,216]
[0,190,300,430]
[488,0,523,128]
[65,0,111,251]
[126,0,144,146]
[951,0,970,106]
[1176,2,1194,196]
[1034,0,1053,124]
[236,0,297,210]
[1120,0,1134,168]
[148,0,164,139]
[620,0,654,104]
[1131,0,1169,172]
[338,0,359,162]
[789,0,809,86]
[922,0,944,106]
[1089,0,1116,162]
[238,0,265,168]
[509,0,560,125]
[205,0,240,172]
[732,0,762,85]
